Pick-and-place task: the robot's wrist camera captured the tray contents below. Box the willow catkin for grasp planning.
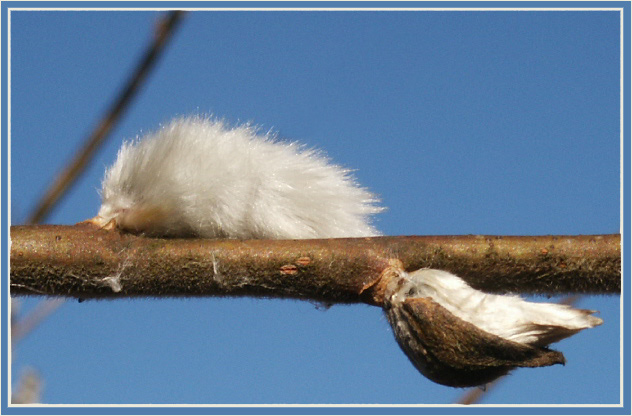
[83,114,605,387]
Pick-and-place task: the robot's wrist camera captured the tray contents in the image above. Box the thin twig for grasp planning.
[11,298,66,345]
[10,225,621,301]
[15,12,186,365]
[11,368,41,404]
[27,11,186,225]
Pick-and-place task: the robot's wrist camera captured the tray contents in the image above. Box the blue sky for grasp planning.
[7,5,625,408]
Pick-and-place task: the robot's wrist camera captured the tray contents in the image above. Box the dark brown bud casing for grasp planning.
[385,296,566,387]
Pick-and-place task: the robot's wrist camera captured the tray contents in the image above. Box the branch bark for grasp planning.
[10,224,621,303]
[10,224,620,387]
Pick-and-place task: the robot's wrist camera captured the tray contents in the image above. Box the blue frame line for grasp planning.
[2,1,8,414]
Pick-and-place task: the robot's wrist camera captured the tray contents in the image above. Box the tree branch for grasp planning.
[10,224,620,387]
[10,224,620,303]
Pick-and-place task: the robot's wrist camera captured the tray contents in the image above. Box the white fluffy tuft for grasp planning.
[392,269,602,346]
[96,116,383,239]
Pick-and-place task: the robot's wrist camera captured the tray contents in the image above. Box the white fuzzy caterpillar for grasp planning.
[91,116,383,239]
[389,268,602,347]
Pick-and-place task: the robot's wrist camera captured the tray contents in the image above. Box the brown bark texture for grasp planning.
[10,224,621,387]
[10,224,621,303]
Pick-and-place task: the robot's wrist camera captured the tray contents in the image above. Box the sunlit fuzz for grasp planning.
[382,267,604,386]
[91,116,383,239]
[389,268,603,347]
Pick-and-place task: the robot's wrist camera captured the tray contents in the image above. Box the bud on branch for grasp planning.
[9,224,620,387]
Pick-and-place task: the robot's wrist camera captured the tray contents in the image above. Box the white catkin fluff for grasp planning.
[390,269,603,347]
[95,116,383,239]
